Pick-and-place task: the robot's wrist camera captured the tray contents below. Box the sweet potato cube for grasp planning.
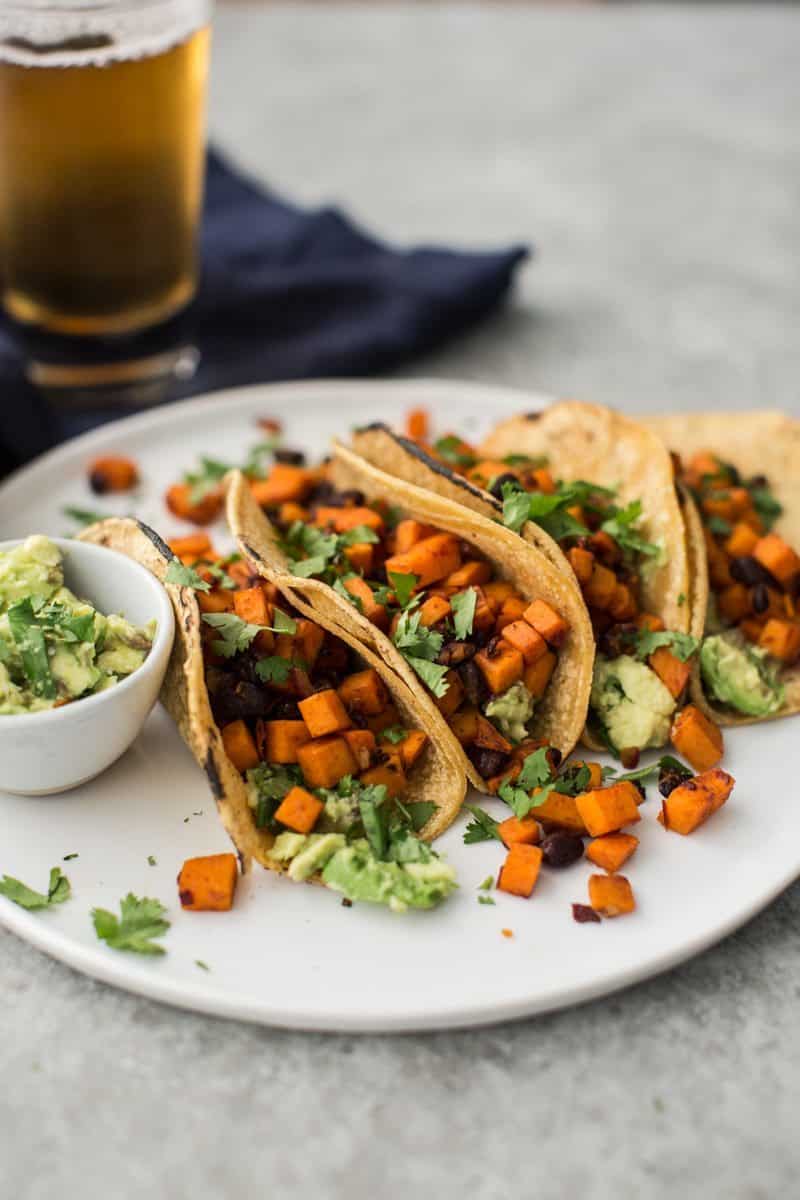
[501,619,547,666]
[419,594,452,628]
[89,455,139,493]
[717,583,750,624]
[197,589,234,614]
[473,715,513,755]
[445,560,492,589]
[405,408,429,441]
[724,522,759,558]
[567,546,594,586]
[165,482,223,526]
[660,769,734,834]
[260,719,311,764]
[297,736,358,789]
[759,618,800,664]
[318,506,385,534]
[637,612,665,632]
[249,465,316,507]
[397,729,428,770]
[585,833,639,874]
[608,583,637,623]
[649,646,692,699]
[498,816,541,849]
[523,598,569,647]
[531,467,556,494]
[221,720,260,773]
[343,576,389,629]
[394,519,435,554]
[343,542,374,574]
[497,844,543,898]
[291,619,325,671]
[168,533,213,559]
[337,668,389,716]
[384,533,462,589]
[468,460,512,489]
[483,580,516,613]
[575,782,642,837]
[670,705,723,772]
[274,786,324,835]
[450,706,481,745]
[530,790,587,834]
[343,728,377,771]
[524,651,557,700]
[471,588,496,634]
[278,501,309,526]
[359,759,407,799]
[364,704,402,734]
[474,642,524,695]
[588,874,635,917]
[435,670,464,718]
[583,561,617,611]
[233,585,270,626]
[754,534,800,586]
[494,595,528,631]
[178,853,238,912]
[298,689,352,738]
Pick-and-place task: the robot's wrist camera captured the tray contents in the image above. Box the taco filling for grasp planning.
[244,462,574,790]
[184,546,456,910]
[421,434,698,757]
[676,452,798,717]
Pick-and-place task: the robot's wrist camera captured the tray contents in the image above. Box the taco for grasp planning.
[226,441,594,796]
[641,410,800,724]
[78,517,464,911]
[346,403,699,762]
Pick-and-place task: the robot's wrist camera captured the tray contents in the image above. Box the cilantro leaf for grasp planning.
[380,725,408,744]
[291,556,330,579]
[183,456,230,505]
[404,655,451,698]
[748,485,782,531]
[451,588,477,640]
[388,571,418,608]
[392,608,443,661]
[405,801,436,832]
[601,501,659,559]
[62,506,113,527]
[516,747,554,791]
[603,753,687,785]
[92,894,170,955]
[8,600,55,698]
[333,575,362,611]
[463,805,502,844]
[503,454,548,468]
[478,875,494,890]
[433,435,476,468]
[497,748,567,817]
[628,629,699,662]
[255,656,294,684]
[501,481,593,541]
[0,866,71,910]
[501,485,533,533]
[165,560,211,593]
[478,894,496,906]
[205,563,236,590]
[201,612,262,657]
[706,515,732,537]
[339,525,380,548]
[359,790,389,860]
[268,609,297,635]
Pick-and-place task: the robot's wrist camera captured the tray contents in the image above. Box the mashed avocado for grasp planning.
[485,680,535,742]
[0,536,154,715]
[591,655,676,751]
[269,831,457,912]
[700,633,784,717]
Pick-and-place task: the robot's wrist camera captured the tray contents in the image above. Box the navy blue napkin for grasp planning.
[0,149,528,477]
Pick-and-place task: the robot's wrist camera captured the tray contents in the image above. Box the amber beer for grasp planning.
[0,5,210,337]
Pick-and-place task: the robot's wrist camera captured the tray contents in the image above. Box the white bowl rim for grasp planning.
[0,535,174,728]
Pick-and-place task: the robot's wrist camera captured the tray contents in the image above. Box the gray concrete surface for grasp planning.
[3,5,800,1198]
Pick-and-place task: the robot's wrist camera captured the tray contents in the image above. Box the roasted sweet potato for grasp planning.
[343,728,377,771]
[583,561,617,610]
[435,670,464,718]
[168,533,213,560]
[274,786,324,834]
[178,853,238,912]
[397,729,428,769]
[575,782,641,837]
[221,720,260,773]
[197,589,234,615]
[501,619,547,666]
[359,759,407,798]
[259,719,311,764]
[165,482,223,526]
[588,874,635,917]
[585,833,639,874]
[393,519,435,554]
[297,735,358,789]
[523,651,557,700]
[405,408,429,441]
[315,505,385,534]
[483,580,516,613]
[250,464,316,507]
[233,585,270,626]
[670,705,723,771]
[522,599,569,647]
[724,522,759,559]
[497,844,543,898]
[530,790,587,835]
[445,560,493,589]
[660,767,734,834]
[88,455,139,494]
[498,816,542,849]
[567,546,594,586]
[343,542,374,574]
[716,583,750,624]
[450,706,480,745]
[337,668,389,716]
[342,576,389,629]
[754,534,800,587]
[419,594,452,628]
[298,689,353,737]
[384,533,462,590]
[649,646,692,699]
[473,715,513,755]
[759,618,800,664]
[474,641,524,695]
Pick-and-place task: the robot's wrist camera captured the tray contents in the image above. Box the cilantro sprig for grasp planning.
[451,588,477,640]
[165,560,211,593]
[92,894,170,955]
[463,805,502,844]
[392,608,450,698]
[0,866,71,910]
[202,608,296,658]
[497,748,589,819]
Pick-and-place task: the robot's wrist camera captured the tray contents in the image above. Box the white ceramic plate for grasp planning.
[0,379,797,1033]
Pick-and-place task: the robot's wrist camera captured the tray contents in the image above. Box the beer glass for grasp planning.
[0,1,211,393]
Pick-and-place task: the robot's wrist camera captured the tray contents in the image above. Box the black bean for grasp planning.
[730,556,777,589]
[549,747,563,769]
[747,474,768,490]
[658,763,692,798]
[488,472,520,500]
[572,903,601,924]
[598,622,638,659]
[541,832,584,868]
[620,746,640,770]
[751,583,770,614]
[89,470,109,495]
[211,679,271,724]
[437,640,476,667]
[467,745,509,780]
[273,447,306,466]
[458,659,488,707]
[271,699,302,721]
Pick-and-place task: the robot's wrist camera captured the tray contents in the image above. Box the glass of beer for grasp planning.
[0,1,211,396]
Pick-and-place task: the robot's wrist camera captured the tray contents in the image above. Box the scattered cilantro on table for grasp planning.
[92,894,170,956]
[0,867,71,910]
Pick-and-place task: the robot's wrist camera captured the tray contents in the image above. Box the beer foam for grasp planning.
[0,0,210,68]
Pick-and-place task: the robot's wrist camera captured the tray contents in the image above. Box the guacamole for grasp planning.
[700,633,784,717]
[0,536,154,715]
[485,681,536,743]
[591,655,676,752]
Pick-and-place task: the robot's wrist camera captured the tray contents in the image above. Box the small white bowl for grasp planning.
[0,537,175,795]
